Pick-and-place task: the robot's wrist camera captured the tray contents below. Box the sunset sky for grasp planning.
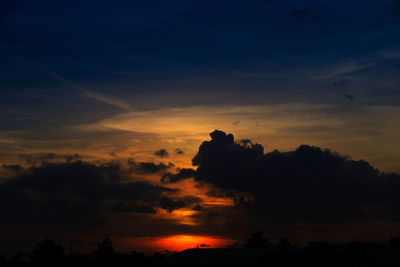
[1,0,400,253]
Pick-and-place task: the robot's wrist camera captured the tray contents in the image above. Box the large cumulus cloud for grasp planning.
[0,160,189,228]
[172,130,400,226]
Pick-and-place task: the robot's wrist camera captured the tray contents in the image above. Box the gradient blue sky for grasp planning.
[1,0,400,170]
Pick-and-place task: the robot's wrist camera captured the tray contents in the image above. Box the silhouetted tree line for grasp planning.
[3,233,400,266]
[244,231,400,267]
[0,238,162,266]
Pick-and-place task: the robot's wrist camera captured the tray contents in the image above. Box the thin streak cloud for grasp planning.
[83,90,133,112]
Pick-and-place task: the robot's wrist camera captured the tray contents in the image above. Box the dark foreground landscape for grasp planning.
[3,233,400,266]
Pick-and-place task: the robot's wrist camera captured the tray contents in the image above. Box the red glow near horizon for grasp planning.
[154,235,236,251]
[116,235,237,253]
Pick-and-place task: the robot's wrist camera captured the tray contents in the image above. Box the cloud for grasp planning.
[18,153,83,165]
[127,159,173,174]
[1,164,24,172]
[83,90,132,112]
[159,196,203,213]
[161,168,197,183]
[186,130,400,226]
[109,202,157,214]
[0,159,236,248]
[0,161,179,228]
[175,148,185,155]
[315,61,375,80]
[154,149,169,158]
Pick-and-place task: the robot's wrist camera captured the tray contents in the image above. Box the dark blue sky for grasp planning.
[2,0,399,97]
[1,0,400,172]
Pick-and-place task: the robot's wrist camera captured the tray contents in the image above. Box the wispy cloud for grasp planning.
[83,90,133,111]
[18,55,133,112]
[315,61,375,80]
[40,69,133,112]
[17,55,85,91]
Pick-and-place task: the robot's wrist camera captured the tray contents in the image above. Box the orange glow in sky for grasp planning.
[119,235,237,252]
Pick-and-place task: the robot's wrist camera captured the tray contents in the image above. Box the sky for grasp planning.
[1,0,400,253]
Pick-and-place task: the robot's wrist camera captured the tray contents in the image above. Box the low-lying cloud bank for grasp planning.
[0,160,193,228]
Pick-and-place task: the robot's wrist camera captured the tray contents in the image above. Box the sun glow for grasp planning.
[115,235,236,253]
[149,235,236,252]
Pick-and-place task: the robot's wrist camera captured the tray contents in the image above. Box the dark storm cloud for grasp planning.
[18,153,83,165]
[127,159,173,174]
[137,162,173,173]
[0,161,178,228]
[154,149,169,158]
[161,168,197,183]
[178,130,400,226]
[109,202,157,214]
[159,196,202,213]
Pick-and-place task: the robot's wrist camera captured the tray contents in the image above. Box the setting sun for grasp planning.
[116,235,237,253]
[151,235,236,252]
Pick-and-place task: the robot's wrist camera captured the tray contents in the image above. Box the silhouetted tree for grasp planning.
[131,250,146,261]
[0,252,6,264]
[302,242,343,267]
[277,238,293,253]
[12,250,24,264]
[64,253,91,265]
[260,238,298,267]
[30,239,65,265]
[152,251,163,262]
[390,236,400,251]
[244,231,269,248]
[94,238,115,263]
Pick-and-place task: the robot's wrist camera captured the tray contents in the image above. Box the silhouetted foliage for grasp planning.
[0,252,6,264]
[152,251,163,262]
[130,250,147,262]
[3,235,400,266]
[94,238,115,263]
[244,231,269,248]
[276,238,293,253]
[30,239,64,265]
[390,236,400,250]
[301,242,343,267]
